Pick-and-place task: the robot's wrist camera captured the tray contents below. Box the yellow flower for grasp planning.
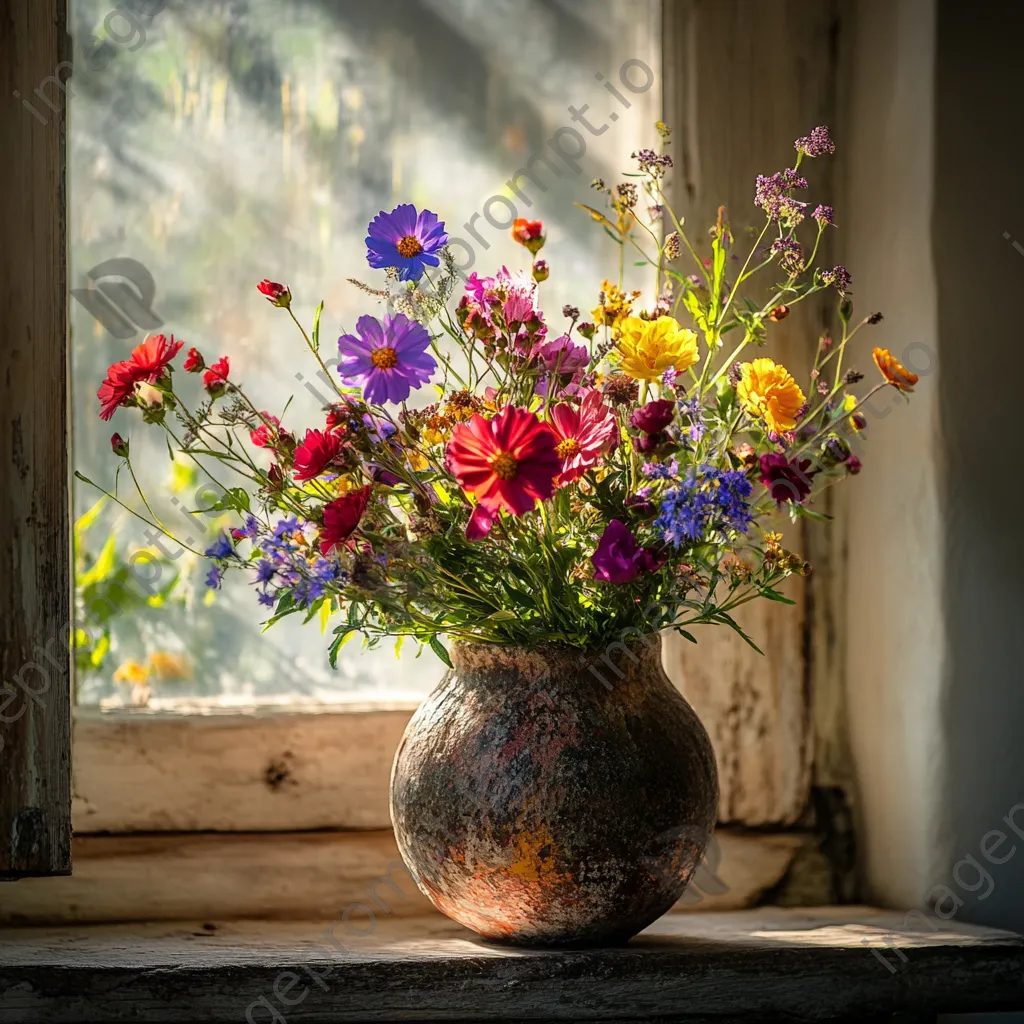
[408,451,429,472]
[736,358,805,434]
[113,659,150,685]
[591,279,640,331]
[615,316,699,381]
[422,413,453,446]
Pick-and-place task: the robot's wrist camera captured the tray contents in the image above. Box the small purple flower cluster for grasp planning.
[795,125,835,158]
[633,148,674,176]
[772,237,805,275]
[654,464,753,546]
[821,265,853,294]
[754,168,808,221]
[813,204,835,226]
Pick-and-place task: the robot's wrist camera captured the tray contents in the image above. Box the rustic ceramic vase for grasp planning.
[390,634,719,946]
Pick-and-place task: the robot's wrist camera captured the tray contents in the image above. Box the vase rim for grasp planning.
[450,631,663,672]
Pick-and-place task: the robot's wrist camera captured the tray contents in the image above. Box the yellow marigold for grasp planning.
[873,347,918,392]
[616,316,699,382]
[736,358,805,434]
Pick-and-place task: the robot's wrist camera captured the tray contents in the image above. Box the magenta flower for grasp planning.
[630,399,675,435]
[365,204,448,282]
[591,519,664,584]
[759,453,814,505]
[337,313,436,405]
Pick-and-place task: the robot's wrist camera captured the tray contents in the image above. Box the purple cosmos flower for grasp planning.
[365,204,448,282]
[338,313,436,405]
[591,519,665,584]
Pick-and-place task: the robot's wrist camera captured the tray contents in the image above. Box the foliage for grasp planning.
[83,124,912,660]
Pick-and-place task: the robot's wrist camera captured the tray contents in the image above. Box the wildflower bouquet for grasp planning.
[87,124,915,666]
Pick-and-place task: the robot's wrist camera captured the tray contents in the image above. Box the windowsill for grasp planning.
[1,907,1021,1022]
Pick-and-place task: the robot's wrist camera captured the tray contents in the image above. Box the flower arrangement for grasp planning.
[85,124,914,666]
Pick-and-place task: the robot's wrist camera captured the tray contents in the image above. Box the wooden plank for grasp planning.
[0,0,71,877]
[0,828,804,925]
[0,908,1019,1022]
[661,0,843,826]
[72,704,417,833]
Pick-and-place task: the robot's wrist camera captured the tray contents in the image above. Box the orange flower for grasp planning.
[873,347,918,392]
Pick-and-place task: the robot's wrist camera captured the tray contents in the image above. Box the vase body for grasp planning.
[389,635,719,946]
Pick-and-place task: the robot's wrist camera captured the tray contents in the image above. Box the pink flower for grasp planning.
[465,505,496,541]
[250,413,281,449]
[203,356,230,393]
[549,390,618,485]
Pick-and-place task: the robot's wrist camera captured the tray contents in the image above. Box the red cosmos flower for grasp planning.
[320,485,371,554]
[129,334,184,381]
[97,334,185,420]
[293,427,346,481]
[446,406,560,516]
[202,356,230,392]
[97,360,140,420]
[183,347,204,372]
[256,279,292,308]
[549,390,618,485]
[250,413,281,449]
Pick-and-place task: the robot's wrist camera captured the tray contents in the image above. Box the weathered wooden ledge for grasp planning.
[1,906,1021,1022]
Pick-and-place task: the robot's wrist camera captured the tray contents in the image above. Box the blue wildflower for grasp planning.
[204,533,233,560]
[255,559,276,584]
[654,464,753,546]
[205,565,223,589]
[257,589,275,608]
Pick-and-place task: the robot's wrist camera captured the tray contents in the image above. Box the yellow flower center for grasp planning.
[371,346,399,370]
[556,437,581,459]
[396,235,423,258]
[490,451,518,481]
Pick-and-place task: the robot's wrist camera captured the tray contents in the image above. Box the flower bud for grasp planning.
[110,432,129,458]
[256,279,292,308]
[531,259,550,283]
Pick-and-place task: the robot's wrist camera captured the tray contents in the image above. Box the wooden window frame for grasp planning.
[1,0,72,880]
[2,0,853,918]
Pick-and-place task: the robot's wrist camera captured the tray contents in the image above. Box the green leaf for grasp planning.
[676,628,698,644]
[78,534,117,589]
[789,504,832,523]
[74,496,107,538]
[428,635,452,668]
[759,587,797,605]
[198,487,251,515]
[312,300,324,353]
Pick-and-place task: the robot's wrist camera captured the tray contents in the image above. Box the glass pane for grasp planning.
[69,0,660,707]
